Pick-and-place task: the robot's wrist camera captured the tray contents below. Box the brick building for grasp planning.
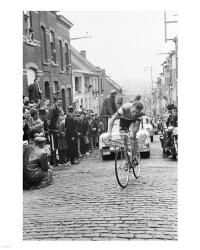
[23,11,73,112]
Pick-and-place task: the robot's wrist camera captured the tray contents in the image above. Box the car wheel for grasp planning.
[150,135,153,142]
[140,151,150,158]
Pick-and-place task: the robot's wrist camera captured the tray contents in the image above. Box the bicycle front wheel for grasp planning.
[115,148,130,188]
[132,151,141,179]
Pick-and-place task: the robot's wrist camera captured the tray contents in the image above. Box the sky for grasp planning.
[61,11,177,95]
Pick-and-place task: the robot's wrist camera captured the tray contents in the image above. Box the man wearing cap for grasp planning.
[23,137,53,189]
[65,106,79,165]
[100,89,117,132]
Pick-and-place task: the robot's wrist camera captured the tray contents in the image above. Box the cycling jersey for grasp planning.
[117,103,142,131]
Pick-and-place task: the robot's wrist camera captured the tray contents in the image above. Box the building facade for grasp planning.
[147,37,178,117]
[23,11,73,112]
[71,48,122,115]
[71,47,102,114]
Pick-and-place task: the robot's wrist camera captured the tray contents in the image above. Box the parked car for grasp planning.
[99,117,151,160]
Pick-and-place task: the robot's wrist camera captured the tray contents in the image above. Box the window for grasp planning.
[75,77,81,93]
[50,31,56,63]
[45,82,50,100]
[24,11,34,41]
[41,26,48,62]
[61,89,66,113]
[26,68,36,86]
[53,81,59,93]
[65,43,69,71]
[66,87,72,106]
[59,40,64,71]
[85,77,90,92]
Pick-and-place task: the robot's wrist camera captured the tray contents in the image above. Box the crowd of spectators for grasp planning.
[23,95,106,189]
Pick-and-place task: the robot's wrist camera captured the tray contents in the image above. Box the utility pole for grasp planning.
[164,11,178,43]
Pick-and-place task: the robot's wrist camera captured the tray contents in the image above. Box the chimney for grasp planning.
[80,50,86,59]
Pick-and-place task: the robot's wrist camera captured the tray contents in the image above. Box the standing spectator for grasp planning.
[57,109,68,164]
[39,107,50,144]
[86,115,94,150]
[90,114,98,148]
[80,113,90,155]
[100,89,117,132]
[23,107,31,142]
[28,78,42,102]
[116,96,124,110]
[42,99,50,117]
[65,106,79,165]
[93,115,100,147]
[97,121,105,137]
[48,98,62,165]
[74,115,83,158]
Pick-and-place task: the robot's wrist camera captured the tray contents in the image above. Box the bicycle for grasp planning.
[108,131,141,188]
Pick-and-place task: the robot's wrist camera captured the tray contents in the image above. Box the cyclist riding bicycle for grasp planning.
[107,101,144,163]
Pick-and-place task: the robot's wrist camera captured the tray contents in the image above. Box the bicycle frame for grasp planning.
[108,131,138,166]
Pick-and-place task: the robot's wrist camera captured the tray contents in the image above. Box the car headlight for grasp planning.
[102,137,110,144]
[139,133,147,142]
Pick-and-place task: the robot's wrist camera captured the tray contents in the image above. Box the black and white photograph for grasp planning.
[22,10,178,241]
[1,0,200,248]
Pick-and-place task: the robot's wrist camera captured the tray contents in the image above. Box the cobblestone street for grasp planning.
[23,135,177,240]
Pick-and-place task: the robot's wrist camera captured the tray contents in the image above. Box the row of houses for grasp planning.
[144,36,178,117]
[23,11,122,114]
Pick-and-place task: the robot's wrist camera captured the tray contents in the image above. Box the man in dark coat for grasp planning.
[28,78,42,102]
[65,106,79,165]
[100,89,117,132]
[48,98,62,165]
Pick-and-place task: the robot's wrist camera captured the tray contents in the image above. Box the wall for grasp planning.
[23,11,73,111]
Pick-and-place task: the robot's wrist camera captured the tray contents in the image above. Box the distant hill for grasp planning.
[117,78,151,96]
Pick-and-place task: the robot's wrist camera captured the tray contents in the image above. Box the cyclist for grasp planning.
[107,101,144,163]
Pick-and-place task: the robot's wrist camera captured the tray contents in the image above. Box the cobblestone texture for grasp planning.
[23,135,177,240]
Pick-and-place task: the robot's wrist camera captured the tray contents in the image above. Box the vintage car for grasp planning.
[99,117,151,160]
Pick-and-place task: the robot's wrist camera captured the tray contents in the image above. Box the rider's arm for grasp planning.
[107,112,120,136]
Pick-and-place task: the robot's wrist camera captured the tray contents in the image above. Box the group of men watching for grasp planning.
[23,94,108,190]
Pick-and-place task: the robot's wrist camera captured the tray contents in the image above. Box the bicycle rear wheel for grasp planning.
[115,148,130,188]
[132,151,141,179]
